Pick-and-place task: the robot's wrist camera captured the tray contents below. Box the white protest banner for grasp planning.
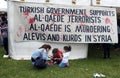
[13,1,117,43]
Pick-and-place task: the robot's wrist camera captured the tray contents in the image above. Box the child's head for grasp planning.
[63,45,71,52]
[52,48,58,55]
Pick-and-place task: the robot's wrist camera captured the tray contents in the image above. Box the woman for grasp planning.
[31,44,51,69]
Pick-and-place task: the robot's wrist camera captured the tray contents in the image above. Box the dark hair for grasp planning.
[64,45,71,52]
[52,48,58,54]
[1,14,7,22]
[39,44,51,50]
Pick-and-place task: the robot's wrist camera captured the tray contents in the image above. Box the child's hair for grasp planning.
[52,48,58,54]
[39,44,51,50]
[64,45,71,52]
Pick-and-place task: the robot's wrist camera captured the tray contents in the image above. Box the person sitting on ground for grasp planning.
[51,48,63,64]
[59,45,71,68]
[31,44,51,69]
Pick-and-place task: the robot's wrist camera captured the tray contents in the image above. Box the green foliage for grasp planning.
[0,44,120,78]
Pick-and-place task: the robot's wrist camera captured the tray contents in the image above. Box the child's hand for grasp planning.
[47,61,53,66]
[54,58,57,60]
[48,56,53,59]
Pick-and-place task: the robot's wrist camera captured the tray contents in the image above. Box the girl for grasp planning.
[51,48,63,64]
[59,45,71,68]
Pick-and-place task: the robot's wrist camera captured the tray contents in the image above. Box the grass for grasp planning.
[0,44,120,78]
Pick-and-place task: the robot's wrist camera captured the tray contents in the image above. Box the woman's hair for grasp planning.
[52,48,58,54]
[39,44,51,50]
[64,45,71,52]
